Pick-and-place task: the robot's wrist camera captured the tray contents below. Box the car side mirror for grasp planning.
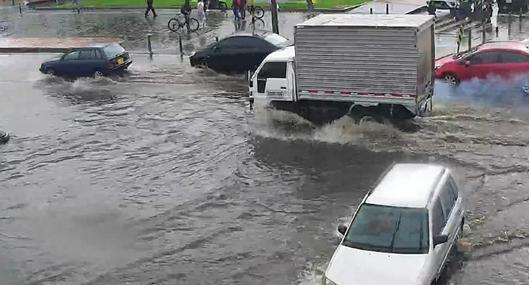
[433,234,448,246]
[464,60,470,67]
[337,224,348,236]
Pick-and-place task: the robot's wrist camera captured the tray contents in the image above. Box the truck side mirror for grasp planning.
[337,224,348,236]
[433,234,448,246]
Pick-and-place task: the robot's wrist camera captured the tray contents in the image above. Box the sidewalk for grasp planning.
[0,37,123,52]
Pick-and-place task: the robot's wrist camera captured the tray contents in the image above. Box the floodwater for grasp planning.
[1,9,529,285]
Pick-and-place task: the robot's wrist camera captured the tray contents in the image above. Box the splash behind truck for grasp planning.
[249,14,435,124]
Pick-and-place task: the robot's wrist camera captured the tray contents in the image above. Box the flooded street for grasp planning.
[1,8,529,285]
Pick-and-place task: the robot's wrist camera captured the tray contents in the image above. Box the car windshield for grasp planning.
[342,204,429,254]
[103,43,125,59]
[264,34,289,48]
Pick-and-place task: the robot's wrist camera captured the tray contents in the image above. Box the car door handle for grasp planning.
[280,86,286,89]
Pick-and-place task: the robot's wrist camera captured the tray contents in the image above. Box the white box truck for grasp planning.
[249,14,435,124]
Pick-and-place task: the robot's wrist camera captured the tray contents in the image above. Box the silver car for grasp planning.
[323,163,465,285]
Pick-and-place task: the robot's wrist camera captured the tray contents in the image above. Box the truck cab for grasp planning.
[250,46,296,104]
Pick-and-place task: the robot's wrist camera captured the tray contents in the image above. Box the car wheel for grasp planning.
[443,73,459,86]
[93,70,104,78]
[521,79,529,96]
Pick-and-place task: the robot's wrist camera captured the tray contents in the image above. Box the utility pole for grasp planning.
[270,0,279,34]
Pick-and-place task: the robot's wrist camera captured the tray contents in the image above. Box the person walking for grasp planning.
[203,0,209,19]
[232,0,241,21]
[72,0,80,14]
[306,0,314,12]
[240,0,246,19]
[427,1,436,15]
[197,0,207,26]
[145,0,157,17]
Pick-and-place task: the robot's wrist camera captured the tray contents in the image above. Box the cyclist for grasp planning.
[181,0,192,24]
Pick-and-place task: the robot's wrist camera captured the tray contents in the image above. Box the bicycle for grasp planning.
[0,21,8,33]
[246,5,264,19]
[168,13,200,32]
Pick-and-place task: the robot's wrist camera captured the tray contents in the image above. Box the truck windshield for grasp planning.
[264,34,289,48]
[103,43,125,59]
[342,204,429,254]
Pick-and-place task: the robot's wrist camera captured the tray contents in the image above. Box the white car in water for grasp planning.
[323,163,464,285]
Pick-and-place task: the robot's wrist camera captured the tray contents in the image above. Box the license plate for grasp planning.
[117,58,124,65]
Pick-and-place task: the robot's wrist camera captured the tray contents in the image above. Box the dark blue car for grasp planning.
[39,43,132,78]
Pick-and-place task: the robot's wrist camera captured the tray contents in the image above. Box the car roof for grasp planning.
[83,42,119,48]
[478,41,529,52]
[365,163,447,208]
[225,30,274,39]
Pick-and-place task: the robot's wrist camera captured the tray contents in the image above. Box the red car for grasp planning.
[434,41,529,85]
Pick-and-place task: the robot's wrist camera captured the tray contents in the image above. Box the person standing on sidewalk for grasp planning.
[145,0,157,17]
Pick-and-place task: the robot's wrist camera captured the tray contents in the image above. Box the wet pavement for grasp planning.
[1,8,529,285]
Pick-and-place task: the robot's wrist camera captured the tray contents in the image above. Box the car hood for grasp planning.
[43,56,62,64]
[325,245,429,285]
[435,54,456,67]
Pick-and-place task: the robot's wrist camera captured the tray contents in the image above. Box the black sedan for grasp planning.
[190,31,290,74]
[39,43,132,78]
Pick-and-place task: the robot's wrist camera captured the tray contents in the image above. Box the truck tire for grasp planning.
[349,106,384,124]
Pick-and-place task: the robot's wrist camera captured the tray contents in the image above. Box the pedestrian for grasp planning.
[197,0,207,26]
[306,0,314,12]
[232,0,241,21]
[145,0,157,17]
[486,1,492,23]
[203,0,209,19]
[240,0,246,19]
[72,0,80,14]
[427,1,436,15]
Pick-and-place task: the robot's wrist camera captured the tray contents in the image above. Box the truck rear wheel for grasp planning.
[349,106,384,125]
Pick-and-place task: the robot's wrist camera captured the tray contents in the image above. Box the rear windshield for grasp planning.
[103,43,125,59]
[342,204,429,254]
[264,34,289,48]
